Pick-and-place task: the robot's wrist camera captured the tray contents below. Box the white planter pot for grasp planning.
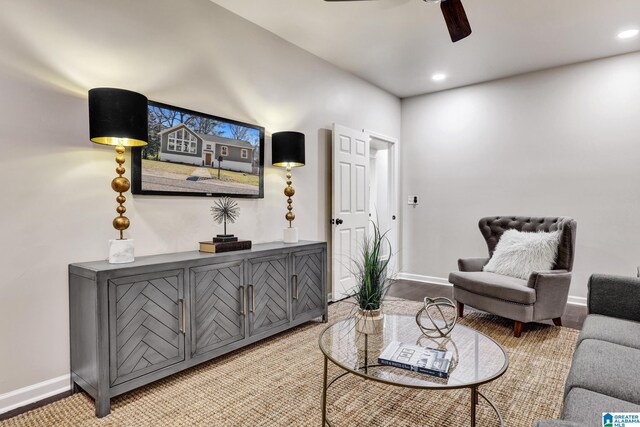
[355,308,384,335]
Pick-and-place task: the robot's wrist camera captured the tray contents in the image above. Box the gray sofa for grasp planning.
[535,274,640,427]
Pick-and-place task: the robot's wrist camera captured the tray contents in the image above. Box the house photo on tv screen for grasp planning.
[132,101,265,198]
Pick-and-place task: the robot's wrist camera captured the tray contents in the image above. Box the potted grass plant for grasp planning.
[350,221,392,334]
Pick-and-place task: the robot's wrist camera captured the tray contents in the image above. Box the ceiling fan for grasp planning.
[324,0,472,43]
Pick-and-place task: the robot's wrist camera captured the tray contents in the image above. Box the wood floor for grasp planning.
[387,279,588,330]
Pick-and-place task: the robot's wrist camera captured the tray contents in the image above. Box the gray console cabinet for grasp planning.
[69,241,327,417]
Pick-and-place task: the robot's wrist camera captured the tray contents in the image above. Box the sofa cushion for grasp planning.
[578,314,640,350]
[449,271,536,304]
[563,387,640,426]
[588,274,640,323]
[565,339,640,405]
[482,229,561,279]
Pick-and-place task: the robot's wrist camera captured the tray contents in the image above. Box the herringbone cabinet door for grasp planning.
[247,255,290,337]
[292,250,324,320]
[190,261,245,357]
[109,270,185,386]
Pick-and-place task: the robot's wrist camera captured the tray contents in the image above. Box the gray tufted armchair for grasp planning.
[449,216,577,337]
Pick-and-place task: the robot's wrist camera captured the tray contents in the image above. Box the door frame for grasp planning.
[365,129,399,279]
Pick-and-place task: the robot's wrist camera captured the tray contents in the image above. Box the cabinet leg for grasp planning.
[95,395,111,418]
[322,313,328,323]
[70,380,80,394]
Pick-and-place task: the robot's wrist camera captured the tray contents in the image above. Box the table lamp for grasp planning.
[272,131,305,243]
[89,88,148,263]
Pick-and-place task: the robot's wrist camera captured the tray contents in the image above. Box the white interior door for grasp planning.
[332,123,370,301]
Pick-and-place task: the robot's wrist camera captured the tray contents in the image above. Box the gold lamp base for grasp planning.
[111,144,130,240]
[283,166,298,243]
[284,166,295,227]
[108,144,135,263]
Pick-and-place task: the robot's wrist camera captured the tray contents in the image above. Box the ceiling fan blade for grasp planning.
[440,0,472,42]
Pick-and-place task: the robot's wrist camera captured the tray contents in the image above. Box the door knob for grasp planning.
[335,218,344,225]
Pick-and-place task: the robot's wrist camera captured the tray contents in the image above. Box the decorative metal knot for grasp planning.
[415,297,458,338]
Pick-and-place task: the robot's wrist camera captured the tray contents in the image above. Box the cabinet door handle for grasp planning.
[180,298,186,335]
[248,285,255,313]
[240,286,246,316]
[292,274,299,300]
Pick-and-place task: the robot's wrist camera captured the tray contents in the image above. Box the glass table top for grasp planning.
[319,314,509,389]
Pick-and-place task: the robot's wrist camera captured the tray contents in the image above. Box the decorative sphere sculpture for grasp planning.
[415,297,458,338]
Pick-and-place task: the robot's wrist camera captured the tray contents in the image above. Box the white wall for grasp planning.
[0,0,400,397]
[401,51,640,303]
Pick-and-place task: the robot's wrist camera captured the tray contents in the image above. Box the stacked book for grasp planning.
[199,239,251,253]
[378,341,454,379]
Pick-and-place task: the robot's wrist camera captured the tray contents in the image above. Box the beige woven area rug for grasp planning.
[1,298,578,427]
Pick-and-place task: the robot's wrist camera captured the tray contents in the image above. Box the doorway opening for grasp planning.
[369,142,390,259]
[368,134,398,276]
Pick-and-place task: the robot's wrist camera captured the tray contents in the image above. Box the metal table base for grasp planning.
[320,350,505,427]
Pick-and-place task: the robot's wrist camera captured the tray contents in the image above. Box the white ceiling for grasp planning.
[210,0,640,98]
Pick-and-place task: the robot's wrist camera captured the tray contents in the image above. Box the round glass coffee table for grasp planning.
[318,314,509,426]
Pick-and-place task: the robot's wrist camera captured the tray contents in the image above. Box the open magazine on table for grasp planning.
[378,341,454,379]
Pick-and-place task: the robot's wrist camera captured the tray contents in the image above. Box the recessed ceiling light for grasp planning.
[432,73,447,82]
[618,29,639,39]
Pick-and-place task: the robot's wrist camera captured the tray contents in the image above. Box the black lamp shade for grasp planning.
[272,131,305,167]
[89,88,148,147]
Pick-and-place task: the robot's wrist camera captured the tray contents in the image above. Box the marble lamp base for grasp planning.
[283,227,298,244]
[109,239,135,264]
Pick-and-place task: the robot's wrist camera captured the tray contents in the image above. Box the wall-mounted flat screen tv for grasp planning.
[132,100,264,198]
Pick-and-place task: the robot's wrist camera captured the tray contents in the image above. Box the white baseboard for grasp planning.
[395,272,451,286]
[396,272,587,307]
[0,374,70,415]
[567,296,587,306]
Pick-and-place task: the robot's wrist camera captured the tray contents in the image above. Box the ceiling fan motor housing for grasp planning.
[326,0,470,43]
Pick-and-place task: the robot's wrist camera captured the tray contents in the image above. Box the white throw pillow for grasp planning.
[482,229,561,280]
